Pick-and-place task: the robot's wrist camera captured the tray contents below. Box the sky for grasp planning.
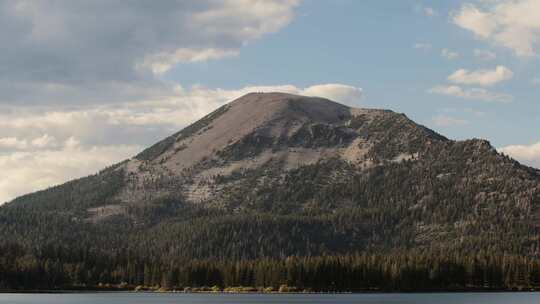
[1,0,539,203]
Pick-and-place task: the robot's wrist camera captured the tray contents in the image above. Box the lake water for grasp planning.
[1,293,540,304]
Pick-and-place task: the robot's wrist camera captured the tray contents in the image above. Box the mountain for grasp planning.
[1,92,540,291]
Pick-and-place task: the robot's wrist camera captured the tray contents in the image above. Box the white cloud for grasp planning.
[499,141,540,169]
[453,1,540,56]
[301,84,363,106]
[31,134,57,149]
[432,115,469,127]
[441,48,460,59]
[0,137,28,150]
[0,82,362,203]
[531,78,540,86]
[452,4,497,38]
[139,48,240,75]
[0,144,141,204]
[0,134,58,150]
[64,137,81,150]
[474,49,497,60]
[414,43,433,50]
[428,85,513,103]
[447,65,513,86]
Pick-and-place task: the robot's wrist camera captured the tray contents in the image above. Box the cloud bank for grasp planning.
[0,0,300,105]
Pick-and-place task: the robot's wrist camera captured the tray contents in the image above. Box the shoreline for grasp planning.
[2,289,540,294]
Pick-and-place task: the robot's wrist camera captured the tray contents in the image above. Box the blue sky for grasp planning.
[166,0,539,148]
[0,0,539,202]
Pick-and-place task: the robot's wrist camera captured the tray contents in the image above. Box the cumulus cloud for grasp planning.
[452,4,497,39]
[428,85,513,103]
[474,49,497,61]
[301,84,363,106]
[453,1,540,56]
[499,142,540,169]
[0,83,362,203]
[448,66,513,86]
[441,49,460,60]
[0,0,300,105]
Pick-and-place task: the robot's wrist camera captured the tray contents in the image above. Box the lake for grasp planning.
[1,293,540,304]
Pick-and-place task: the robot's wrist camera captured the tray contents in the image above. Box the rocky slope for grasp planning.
[2,92,540,259]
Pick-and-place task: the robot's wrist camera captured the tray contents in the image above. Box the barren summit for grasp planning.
[135,92,356,168]
[116,92,447,206]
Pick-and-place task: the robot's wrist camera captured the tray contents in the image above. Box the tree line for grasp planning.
[1,241,540,292]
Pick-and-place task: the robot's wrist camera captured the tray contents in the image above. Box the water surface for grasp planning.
[1,292,540,304]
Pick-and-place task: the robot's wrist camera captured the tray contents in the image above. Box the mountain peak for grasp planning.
[134,92,361,164]
[118,93,454,207]
[228,91,354,123]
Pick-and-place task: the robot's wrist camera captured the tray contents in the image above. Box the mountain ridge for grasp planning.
[2,92,539,256]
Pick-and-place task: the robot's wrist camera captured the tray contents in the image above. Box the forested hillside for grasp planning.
[1,93,539,291]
